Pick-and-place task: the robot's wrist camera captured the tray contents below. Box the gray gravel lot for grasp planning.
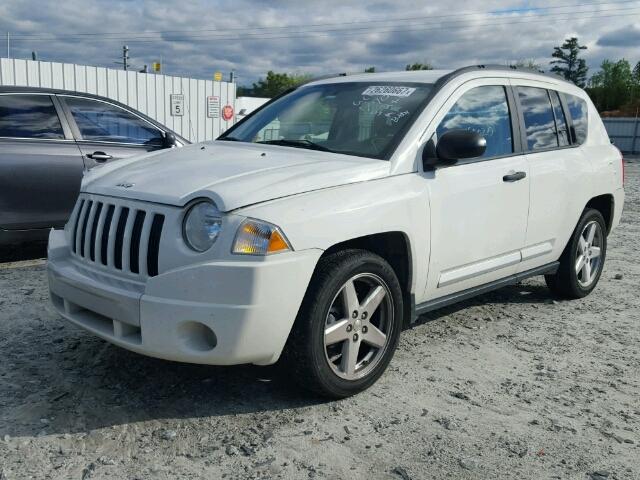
[0,161,638,480]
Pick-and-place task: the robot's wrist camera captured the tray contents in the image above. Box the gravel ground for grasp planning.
[0,161,638,480]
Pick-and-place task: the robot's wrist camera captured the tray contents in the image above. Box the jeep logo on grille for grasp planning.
[116,182,135,188]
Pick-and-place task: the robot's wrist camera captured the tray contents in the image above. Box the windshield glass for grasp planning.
[220,82,433,160]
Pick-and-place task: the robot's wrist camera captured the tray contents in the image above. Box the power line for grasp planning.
[8,0,640,40]
[10,7,640,44]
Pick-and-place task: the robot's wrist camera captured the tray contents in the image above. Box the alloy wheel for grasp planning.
[575,220,603,288]
[323,273,394,380]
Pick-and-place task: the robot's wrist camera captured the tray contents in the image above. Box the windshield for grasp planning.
[220,82,433,160]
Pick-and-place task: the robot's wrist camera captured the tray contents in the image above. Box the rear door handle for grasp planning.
[503,171,527,182]
[86,151,113,162]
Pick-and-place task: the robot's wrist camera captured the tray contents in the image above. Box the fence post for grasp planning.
[632,116,639,154]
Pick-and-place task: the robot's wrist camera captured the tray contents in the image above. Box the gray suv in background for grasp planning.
[0,87,187,248]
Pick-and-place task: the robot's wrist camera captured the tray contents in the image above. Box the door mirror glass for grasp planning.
[423,130,486,168]
[437,129,487,160]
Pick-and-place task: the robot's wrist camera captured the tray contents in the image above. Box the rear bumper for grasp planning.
[48,229,322,366]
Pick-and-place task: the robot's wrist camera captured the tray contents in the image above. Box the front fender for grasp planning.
[235,174,430,298]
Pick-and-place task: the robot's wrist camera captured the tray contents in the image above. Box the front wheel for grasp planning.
[545,208,607,299]
[283,249,403,398]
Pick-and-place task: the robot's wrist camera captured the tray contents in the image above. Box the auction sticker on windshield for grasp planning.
[362,86,416,97]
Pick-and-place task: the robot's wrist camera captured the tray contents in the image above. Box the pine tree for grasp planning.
[405,63,434,71]
[550,37,589,88]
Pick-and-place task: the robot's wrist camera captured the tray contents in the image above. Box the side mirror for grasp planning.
[162,131,177,148]
[423,130,487,169]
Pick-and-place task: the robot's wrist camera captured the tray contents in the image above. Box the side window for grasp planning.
[566,94,588,144]
[436,85,513,159]
[549,90,570,147]
[0,95,65,139]
[64,97,163,145]
[518,87,558,151]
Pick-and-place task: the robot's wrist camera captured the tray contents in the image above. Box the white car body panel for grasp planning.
[82,142,389,211]
[47,67,625,367]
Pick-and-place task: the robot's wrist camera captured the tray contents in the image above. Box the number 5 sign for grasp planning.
[170,94,184,116]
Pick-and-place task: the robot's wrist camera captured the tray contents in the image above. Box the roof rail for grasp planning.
[435,64,568,88]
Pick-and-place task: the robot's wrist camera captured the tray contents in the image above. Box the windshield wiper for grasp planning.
[257,139,331,152]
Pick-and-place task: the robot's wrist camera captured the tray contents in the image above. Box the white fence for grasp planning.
[0,58,236,143]
[602,117,640,154]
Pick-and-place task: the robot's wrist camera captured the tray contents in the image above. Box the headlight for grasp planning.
[232,219,292,255]
[183,200,223,252]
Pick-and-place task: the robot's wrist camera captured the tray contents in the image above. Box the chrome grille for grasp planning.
[69,195,165,277]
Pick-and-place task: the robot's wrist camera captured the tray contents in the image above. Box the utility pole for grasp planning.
[122,45,129,71]
[6,32,9,59]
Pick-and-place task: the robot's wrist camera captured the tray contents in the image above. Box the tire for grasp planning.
[545,208,607,299]
[282,249,404,398]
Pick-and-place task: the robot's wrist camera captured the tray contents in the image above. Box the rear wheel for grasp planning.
[283,249,403,398]
[545,208,607,299]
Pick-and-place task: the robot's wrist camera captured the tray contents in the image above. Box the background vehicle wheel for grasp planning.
[545,208,607,299]
[283,249,403,398]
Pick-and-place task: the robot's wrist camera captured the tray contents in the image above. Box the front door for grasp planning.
[422,80,530,300]
[59,95,166,169]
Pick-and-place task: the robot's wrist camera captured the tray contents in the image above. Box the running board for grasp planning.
[413,261,559,318]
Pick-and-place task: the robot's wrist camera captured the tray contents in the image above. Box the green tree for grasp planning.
[405,62,433,71]
[587,59,634,112]
[364,66,376,73]
[550,37,589,87]
[250,71,312,98]
[633,61,640,84]
[508,59,542,71]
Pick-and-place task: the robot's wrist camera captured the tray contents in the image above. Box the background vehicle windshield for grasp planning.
[221,82,433,159]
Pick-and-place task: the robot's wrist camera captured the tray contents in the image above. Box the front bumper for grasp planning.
[48,229,322,366]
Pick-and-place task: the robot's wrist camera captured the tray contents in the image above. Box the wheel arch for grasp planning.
[322,231,414,326]
[585,194,614,234]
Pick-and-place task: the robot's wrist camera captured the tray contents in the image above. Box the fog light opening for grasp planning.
[177,321,218,352]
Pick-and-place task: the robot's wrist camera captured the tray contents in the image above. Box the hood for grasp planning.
[82,141,390,211]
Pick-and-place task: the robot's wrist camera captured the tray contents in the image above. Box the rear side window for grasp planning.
[549,91,570,147]
[518,87,558,151]
[0,95,65,139]
[566,94,588,144]
[64,97,163,145]
[436,85,513,158]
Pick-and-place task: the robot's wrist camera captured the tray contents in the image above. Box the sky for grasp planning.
[0,0,639,86]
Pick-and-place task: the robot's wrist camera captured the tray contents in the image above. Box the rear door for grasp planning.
[0,93,84,230]
[59,95,167,168]
[514,83,590,272]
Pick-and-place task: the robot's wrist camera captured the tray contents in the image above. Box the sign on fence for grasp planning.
[207,96,220,118]
[170,94,185,117]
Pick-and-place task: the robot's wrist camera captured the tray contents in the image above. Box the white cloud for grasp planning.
[0,0,638,85]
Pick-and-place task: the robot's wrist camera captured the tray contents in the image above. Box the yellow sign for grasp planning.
[214,71,223,82]
[152,62,161,72]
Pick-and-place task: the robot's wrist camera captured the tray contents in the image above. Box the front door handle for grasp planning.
[503,171,527,182]
[86,151,113,162]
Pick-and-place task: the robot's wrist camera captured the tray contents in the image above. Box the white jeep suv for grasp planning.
[48,66,625,397]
